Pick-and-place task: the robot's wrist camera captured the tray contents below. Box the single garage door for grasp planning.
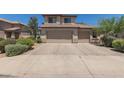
[47,30,72,43]
[78,31,90,43]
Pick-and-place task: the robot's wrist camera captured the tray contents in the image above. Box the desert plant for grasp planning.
[0,39,16,53]
[112,39,124,51]
[101,35,116,47]
[16,38,34,48]
[5,44,29,57]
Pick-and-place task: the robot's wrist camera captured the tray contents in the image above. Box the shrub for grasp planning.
[112,39,124,51]
[6,38,16,44]
[36,36,42,43]
[16,38,34,48]
[101,36,116,47]
[5,44,29,57]
[26,36,36,41]
[0,39,16,53]
[0,38,5,41]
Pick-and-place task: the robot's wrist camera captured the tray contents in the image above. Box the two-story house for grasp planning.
[41,14,94,43]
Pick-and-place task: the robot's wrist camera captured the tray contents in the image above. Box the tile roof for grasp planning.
[0,18,25,26]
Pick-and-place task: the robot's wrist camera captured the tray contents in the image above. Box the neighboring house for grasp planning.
[0,30,4,38]
[41,14,94,43]
[0,18,29,39]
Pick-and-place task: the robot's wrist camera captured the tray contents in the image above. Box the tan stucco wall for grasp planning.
[41,27,93,43]
[61,16,76,24]
[44,16,61,24]
[20,32,30,38]
[0,31,5,38]
[78,28,92,32]
[44,15,76,24]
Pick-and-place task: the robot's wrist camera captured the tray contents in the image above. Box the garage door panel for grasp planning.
[47,30,72,43]
[78,31,90,43]
[47,39,72,43]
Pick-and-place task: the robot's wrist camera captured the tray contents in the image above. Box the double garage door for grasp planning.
[47,30,90,43]
[47,30,72,43]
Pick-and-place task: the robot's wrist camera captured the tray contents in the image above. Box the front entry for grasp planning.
[47,30,72,43]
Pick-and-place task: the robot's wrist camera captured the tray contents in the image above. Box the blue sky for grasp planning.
[0,14,124,26]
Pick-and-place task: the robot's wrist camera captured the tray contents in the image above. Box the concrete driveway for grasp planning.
[0,43,124,78]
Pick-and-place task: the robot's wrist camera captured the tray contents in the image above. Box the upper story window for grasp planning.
[64,18,71,23]
[48,17,57,23]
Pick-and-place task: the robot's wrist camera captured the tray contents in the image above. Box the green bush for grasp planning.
[101,36,116,47]
[112,39,124,51]
[0,38,5,41]
[5,44,29,57]
[6,38,16,44]
[0,39,16,53]
[16,38,34,48]
[36,36,42,43]
[26,36,36,41]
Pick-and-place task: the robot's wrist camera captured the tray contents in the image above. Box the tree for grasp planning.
[114,16,124,36]
[95,17,117,46]
[97,17,116,37]
[27,17,39,39]
[97,16,124,37]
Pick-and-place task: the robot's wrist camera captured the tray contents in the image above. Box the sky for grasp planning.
[0,14,124,26]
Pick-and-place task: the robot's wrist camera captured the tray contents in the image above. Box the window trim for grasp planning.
[48,17,57,23]
[64,18,71,23]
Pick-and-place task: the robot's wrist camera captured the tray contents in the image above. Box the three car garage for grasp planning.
[41,24,93,43]
[42,29,91,43]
